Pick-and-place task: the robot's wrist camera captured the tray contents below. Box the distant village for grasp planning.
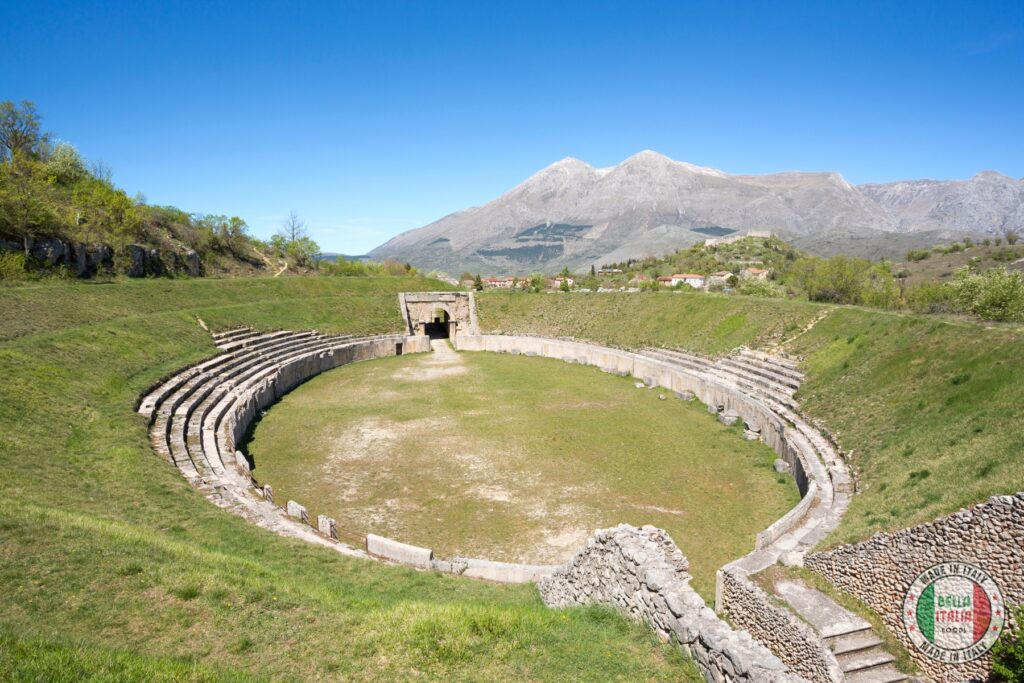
[447,231,778,293]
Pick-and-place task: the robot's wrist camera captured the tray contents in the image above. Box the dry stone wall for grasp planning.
[539,525,808,683]
[805,492,1024,682]
[717,569,842,683]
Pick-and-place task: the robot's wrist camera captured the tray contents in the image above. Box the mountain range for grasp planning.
[369,151,1024,273]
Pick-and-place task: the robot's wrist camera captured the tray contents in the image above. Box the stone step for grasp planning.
[843,663,907,683]
[738,348,802,373]
[716,360,799,399]
[139,331,311,417]
[774,580,870,639]
[217,329,321,352]
[837,647,895,673]
[199,335,370,467]
[166,334,353,477]
[719,357,801,391]
[212,327,252,342]
[642,348,803,412]
[823,630,880,655]
[734,353,804,383]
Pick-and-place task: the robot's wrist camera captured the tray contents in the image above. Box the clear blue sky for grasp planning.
[2,1,1022,253]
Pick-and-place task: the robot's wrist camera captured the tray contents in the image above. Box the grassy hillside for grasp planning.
[478,291,1024,545]
[897,242,1024,287]
[0,277,696,681]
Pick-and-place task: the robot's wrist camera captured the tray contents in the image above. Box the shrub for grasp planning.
[948,268,1024,322]
[736,278,786,298]
[0,251,28,280]
[906,249,930,262]
[905,282,955,314]
[992,605,1024,682]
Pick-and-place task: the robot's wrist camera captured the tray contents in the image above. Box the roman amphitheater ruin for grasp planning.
[137,292,1021,683]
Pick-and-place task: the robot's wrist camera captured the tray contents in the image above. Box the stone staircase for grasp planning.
[774,580,907,683]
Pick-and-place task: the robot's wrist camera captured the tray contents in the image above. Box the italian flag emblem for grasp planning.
[903,562,1005,663]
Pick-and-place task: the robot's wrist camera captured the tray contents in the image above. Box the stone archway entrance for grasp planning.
[399,292,479,339]
[423,309,451,339]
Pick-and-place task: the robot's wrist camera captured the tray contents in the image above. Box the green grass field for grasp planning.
[3,276,1021,680]
[479,291,1024,545]
[0,277,699,682]
[248,349,797,597]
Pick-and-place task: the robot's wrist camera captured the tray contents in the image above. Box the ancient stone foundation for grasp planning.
[539,525,808,683]
[805,492,1024,682]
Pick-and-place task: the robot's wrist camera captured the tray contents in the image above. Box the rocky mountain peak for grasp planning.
[369,151,1023,273]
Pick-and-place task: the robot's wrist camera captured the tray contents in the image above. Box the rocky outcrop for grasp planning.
[0,236,199,278]
[539,524,807,682]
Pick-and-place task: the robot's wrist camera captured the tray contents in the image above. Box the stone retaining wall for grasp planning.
[804,492,1024,682]
[717,569,843,683]
[539,525,808,683]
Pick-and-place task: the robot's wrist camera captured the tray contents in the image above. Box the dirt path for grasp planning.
[252,247,288,277]
[772,308,833,354]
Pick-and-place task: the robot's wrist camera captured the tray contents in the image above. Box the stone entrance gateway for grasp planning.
[399,291,479,338]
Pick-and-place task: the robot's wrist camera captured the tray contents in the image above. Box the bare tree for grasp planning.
[90,159,113,182]
[276,211,319,268]
[279,211,307,242]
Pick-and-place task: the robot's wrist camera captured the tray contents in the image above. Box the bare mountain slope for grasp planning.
[370,151,1024,273]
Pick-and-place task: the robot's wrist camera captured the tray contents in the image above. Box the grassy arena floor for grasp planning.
[0,277,699,682]
[479,290,1024,546]
[248,348,797,597]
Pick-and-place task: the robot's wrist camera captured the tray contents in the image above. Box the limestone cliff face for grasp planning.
[369,151,1024,273]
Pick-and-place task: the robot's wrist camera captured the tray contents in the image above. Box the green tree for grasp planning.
[473,273,483,291]
[276,212,319,268]
[71,177,141,248]
[44,143,88,185]
[0,156,58,246]
[199,214,251,259]
[559,278,570,292]
[287,236,320,268]
[0,100,48,161]
[1006,231,1019,246]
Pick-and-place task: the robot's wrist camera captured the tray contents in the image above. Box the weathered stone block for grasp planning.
[317,515,337,539]
[286,500,309,524]
[366,534,433,568]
